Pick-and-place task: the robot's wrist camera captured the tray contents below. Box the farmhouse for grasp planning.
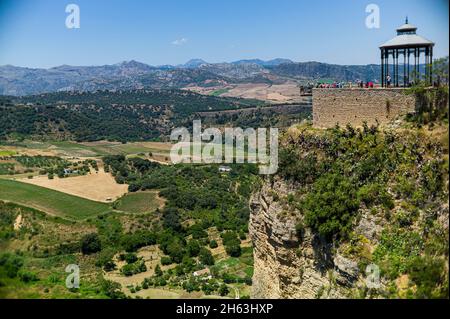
[313,19,434,128]
[219,165,232,173]
[193,268,212,280]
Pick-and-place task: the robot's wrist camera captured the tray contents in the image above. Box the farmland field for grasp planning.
[19,168,129,202]
[115,191,165,214]
[0,179,110,220]
[0,140,173,159]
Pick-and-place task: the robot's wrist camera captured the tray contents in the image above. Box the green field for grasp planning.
[0,150,17,156]
[209,88,231,96]
[215,246,254,279]
[12,140,171,158]
[0,179,110,220]
[115,191,163,214]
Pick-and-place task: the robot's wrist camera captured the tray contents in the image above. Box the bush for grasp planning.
[186,240,201,257]
[101,280,126,299]
[219,284,230,296]
[120,230,156,252]
[103,261,116,272]
[407,257,448,299]
[209,240,218,249]
[222,231,242,257]
[225,244,241,257]
[18,270,38,283]
[81,233,102,255]
[160,256,173,266]
[0,253,23,278]
[199,248,215,266]
[154,264,163,277]
[124,253,138,264]
[121,260,147,277]
[302,173,359,239]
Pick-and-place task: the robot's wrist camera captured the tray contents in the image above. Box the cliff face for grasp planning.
[249,124,449,299]
[250,178,359,299]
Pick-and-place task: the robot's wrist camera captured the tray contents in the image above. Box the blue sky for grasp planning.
[0,0,448,68]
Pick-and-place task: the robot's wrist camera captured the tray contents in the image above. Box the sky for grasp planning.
[0,0,448,68]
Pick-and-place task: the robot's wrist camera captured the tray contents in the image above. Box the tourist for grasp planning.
[386,74,391,87]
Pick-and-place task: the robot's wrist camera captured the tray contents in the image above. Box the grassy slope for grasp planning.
[0,179,109,220]
[116,191,163,214]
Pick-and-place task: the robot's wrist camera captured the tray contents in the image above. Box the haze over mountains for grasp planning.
[0,58,383,96]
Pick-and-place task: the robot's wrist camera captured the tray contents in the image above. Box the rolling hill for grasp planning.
[0,59,387,96]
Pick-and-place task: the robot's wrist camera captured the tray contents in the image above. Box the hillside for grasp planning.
[0,90,267,142]
[0,59,387,96]
[250,122,449,299]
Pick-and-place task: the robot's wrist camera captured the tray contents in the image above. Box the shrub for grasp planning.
[160,256,173,266]
[124,253,138,264]
[186,240,201,257]
[209,240,218,249]
[18,270,38,283]
[302,173,359,239]
[199,248,215,266]
[219,284,230,296]
[81,233,102,255]
[225,244,241,257]
[407,257,448,299]
[101,280,126,299]
[154,264,163,277]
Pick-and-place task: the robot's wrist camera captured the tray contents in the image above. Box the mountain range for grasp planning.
[0,58,383,96]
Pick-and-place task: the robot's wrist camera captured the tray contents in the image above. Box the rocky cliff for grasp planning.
[250,178,363,298]
[249,123,449,299]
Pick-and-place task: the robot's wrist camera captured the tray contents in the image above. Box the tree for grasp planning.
[155,264,163,277]
[219,284,230,296]
[225,243,241,257]
[187,240,201,257]
[81,233,102,255]
[199,248,215,266]
[209,240,218,249]
[101,279,126,299]
[163,207,182,232]
[103,260,116,272]
[161,256,173,266]
[128,183,141,192]
[302,173,359,239]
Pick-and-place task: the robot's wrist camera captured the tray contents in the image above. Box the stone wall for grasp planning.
[312,88,416,128]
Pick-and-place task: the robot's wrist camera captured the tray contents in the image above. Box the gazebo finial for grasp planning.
[405,16,408,24]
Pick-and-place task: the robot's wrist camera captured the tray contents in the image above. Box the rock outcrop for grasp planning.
[250,178,357,299]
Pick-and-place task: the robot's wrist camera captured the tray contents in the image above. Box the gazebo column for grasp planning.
[407,48,410,86]
[386,50,390,86]
[395,49,399,87]
[425,47,431,84]
[416,48,420,83]
[381,49,384,87]
[430,46,433,85]
[403,49,407,87]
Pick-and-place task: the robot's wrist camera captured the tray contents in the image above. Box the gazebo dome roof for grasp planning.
[380,34,434,48]
[380,19,434,49]
[396,23,417,32]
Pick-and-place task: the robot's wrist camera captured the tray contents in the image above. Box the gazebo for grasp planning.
[380,18,434,87]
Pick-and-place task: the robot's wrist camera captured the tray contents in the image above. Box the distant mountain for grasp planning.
[269,62,381,82]
[232,58,293,66]
[181,59,209,68]
[0,59,386,96]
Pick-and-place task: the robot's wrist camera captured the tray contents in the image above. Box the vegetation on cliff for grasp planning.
[278,119,448,298]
